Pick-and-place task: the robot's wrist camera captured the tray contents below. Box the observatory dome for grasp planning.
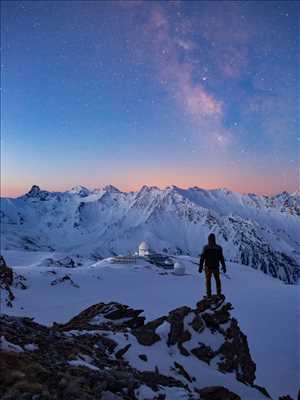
[139,241,151,256]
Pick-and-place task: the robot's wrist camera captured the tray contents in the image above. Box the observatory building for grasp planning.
[138,241,151,257]
[110,241,175,269]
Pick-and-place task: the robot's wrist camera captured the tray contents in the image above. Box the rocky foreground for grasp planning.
[1,293,295,400]
[0,256,298,399]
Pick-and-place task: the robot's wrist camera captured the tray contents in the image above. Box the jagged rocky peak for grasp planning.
[26,184,41,197]
[134,185,160,200]
[69,185,90,197]
[274,190,290,198]
[138,184,159,193]
[25,185,50,200]
[165,184,180,191]
[102,184,121,193]
[211,187,233,196]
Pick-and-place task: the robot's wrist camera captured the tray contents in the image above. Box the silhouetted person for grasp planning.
[198,233,226,298]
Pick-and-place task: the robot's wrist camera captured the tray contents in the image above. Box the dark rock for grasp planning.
[0,255,13,284]
[198,386,241,400]
[132,316,166,346]
[138,354,148,362]
[196,297,212,312]
[213,303,233,324]
[57,302,145,332]
[0,299,265,400]
[50,274,79,288]
[0,256,15,307]
[138,370,188,391]
[115,344,131,359]
[132,328,161,346]
[217,318,256,385]
[178,343,190,357]
[26,185,41,197]
[202,312,222,330]
[190,313,205,333]
[252,384,272,398]
[173,361,192,382]
[167,306,191,346]
[191,344,215,364]
[101,392,123,400]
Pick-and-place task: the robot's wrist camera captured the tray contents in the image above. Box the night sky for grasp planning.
[1,1,299,197]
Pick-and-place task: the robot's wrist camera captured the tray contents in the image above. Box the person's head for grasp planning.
[208,233,216,246]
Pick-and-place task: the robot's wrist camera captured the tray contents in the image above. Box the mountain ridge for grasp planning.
[1,184,299,284]
[3,184,300,199]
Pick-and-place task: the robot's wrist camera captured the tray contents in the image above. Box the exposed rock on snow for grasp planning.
[0,255,27,307]
[0,297,278,400]
[198,386,241,400]
[39,256,83,268]
[68,185,91,197]
[59,302,146,332]
[50,274,79,288]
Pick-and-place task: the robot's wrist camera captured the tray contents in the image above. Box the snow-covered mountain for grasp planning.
[1,184,299,283]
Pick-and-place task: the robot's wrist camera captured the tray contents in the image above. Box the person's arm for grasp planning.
[199,248,205,273]
[219,247,226,273]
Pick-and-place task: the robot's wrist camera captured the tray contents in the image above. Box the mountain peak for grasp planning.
[24,185,51,201]
[274,190,290,199]
[69,186,90,197]
[102,185,120,193]
[165,185,182,193]
[26,185,41,197]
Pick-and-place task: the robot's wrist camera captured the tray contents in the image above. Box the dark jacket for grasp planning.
[199,244,226,272]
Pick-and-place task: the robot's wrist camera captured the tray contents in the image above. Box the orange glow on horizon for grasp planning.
[1,172,297,198]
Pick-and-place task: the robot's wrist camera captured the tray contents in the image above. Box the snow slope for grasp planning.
[2,250,299,399]
[1,184,300,283]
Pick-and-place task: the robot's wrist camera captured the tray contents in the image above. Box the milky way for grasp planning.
[1,1,299,196]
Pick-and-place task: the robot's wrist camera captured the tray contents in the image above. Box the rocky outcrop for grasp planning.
[58,302,145,332]
[0,255,14,306]
[132,295,256,387]
[0,297,274,400]
[0,255,27,307]
[198,386,241,400]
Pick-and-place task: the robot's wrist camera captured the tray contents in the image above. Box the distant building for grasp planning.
[138,241,151,257]
[110,242,175,269]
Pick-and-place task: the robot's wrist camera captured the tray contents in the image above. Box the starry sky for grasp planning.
[1,0,299,197]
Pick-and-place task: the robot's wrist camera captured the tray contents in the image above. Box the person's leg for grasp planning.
[213,270,222,296]
[205,269,212,297]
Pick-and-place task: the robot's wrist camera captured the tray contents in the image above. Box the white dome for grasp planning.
[138,241,151,256]
[174,261,186,276]
[139,241,150,251]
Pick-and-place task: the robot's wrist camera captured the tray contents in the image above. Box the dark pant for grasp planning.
[205,268,221,296]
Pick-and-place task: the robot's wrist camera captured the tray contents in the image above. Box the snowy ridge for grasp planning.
[1,184,299,283]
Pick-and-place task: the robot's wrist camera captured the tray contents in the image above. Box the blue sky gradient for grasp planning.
[1,1,299,196]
